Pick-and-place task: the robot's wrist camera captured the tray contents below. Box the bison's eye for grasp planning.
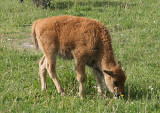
[114,81,119,86]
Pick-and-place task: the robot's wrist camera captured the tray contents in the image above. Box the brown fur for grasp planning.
[31,15,126,98]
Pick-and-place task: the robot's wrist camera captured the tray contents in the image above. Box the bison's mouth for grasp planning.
[114,87,125,97]
[114,93,125,97]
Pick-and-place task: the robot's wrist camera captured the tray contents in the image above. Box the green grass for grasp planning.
[0,0,160,112]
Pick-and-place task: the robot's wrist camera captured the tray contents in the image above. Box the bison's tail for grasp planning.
[31,21,39,49]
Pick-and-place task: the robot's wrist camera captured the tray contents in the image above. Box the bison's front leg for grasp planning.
[74,52,86,99]
[73,47,90,98]
[75,61,86,99]
[92,69,105,96]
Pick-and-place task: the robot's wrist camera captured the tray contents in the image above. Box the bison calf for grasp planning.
[31,15,126,98]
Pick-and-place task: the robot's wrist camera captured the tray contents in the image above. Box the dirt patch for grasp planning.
[0,34,36,52]
[21,42,34,48]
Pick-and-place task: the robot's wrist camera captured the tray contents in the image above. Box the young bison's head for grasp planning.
[103,62,126,97]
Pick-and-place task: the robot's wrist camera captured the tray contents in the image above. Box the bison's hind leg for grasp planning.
[45,53,64,96]
[39,56,47,91]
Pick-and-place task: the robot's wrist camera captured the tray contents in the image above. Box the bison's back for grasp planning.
[34,15,106,59]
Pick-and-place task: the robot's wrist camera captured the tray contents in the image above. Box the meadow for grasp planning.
[0,0,160,112]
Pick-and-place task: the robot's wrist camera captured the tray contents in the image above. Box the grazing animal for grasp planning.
[33,0,50,8]
[31,15,126,98]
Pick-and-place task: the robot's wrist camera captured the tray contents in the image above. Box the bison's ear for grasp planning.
[104,70,116,77]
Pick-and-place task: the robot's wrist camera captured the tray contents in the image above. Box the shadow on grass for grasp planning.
[49,0,136,10]
[92,1,136,7]
[50,1,74,10]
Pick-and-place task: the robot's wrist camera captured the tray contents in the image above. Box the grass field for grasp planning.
[0,0,160,112]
